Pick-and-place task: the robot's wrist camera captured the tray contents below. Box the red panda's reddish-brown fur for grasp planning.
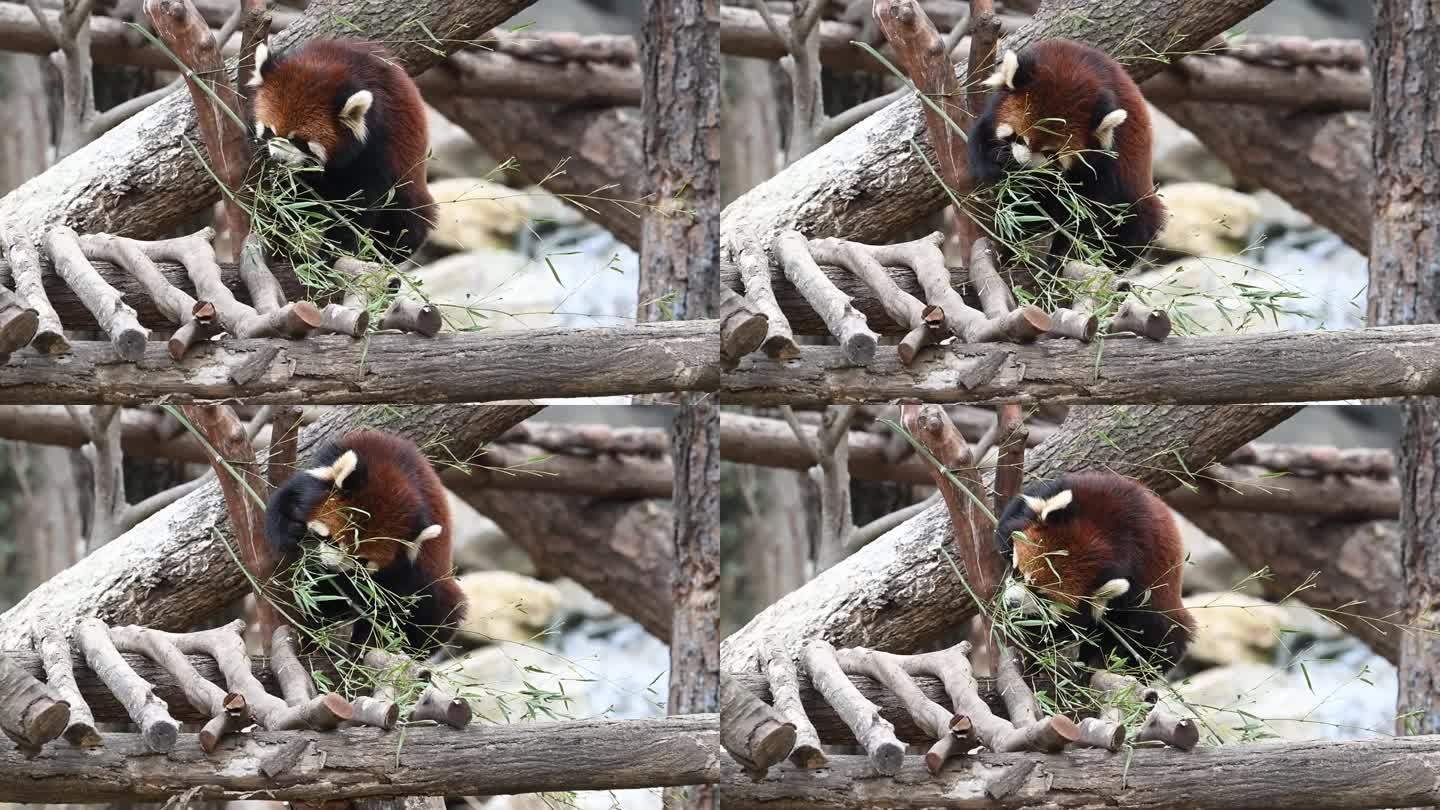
[308,431,453,575]
[250,38,435,263]
[969,39,1165,267]
[995,471,1194,673]
[264,429,465,654]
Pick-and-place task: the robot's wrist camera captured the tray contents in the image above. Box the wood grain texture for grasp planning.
[0,716,720,802]
[0,320,720,405]
[1368,0,1440,737]
[720,325,1440,406]
[719,740,1440,809]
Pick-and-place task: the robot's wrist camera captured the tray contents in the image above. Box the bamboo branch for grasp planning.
[108,624,252,751]
[141,228,320,338]
[77,232,221,359]
[736,246,799,359]
[760,640,825,769]
[834,645,976,773]
[36,625,97,748]
[808,236,945,365]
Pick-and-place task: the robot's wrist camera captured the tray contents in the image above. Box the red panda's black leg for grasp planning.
[264,471,334,557]
[968,100,1013,188]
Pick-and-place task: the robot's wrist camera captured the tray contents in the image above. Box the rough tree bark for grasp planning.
[667,395,720,809]
[721,326,1440,407]
[720,738,1440,810]
[638,0,719,322]
[0,717,721,802]
[1368,0,1440,736]
[0,321,721,405]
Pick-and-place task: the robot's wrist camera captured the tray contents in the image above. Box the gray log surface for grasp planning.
[0,716,721,802]
[721,326,1440,406]
[718,740,1440,809]
[0,321,720,404]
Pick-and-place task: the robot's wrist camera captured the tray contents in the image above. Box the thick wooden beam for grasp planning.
[721,739,1440,809]
[0,320,720,404]
[0,716,720,802]
[721,325,1440,406]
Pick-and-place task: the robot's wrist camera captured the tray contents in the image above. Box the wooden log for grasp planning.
[719,739,1440,810]
[0,653,69,755]
[721,325,1440,406]
[0,320,721,405]
[0,716,722,802]
[719,672,796,780]
[773,231,877,365]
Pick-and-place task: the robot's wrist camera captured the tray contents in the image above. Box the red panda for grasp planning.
[968,39,1165,269]
[994,471,1194,675]
[265,430,465,655]
[249,38,435,264]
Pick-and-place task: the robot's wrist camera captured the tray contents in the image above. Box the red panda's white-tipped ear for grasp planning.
[1094,108,1128,150]
[247,43,269,87]
[409,524,443,561]
[982,50,1019,90]
[307,449,359,486]
[1022,489,1072,522]
[340,90,373,142]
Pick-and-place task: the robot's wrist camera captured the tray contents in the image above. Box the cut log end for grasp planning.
[1048,308,1098,342]
[841,331,878,366]
[762,334,802,360]
[789,743,828,769]
[113,328,149,362]
[871,739,905,775]
[380,299,443,337]
[142,717,180,753]
[26,700,72,746]
[30,330,72,356]
[0,306,39,354]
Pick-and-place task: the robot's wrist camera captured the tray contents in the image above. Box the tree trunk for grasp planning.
[1368,0,1440,736]
[639,0,720,322]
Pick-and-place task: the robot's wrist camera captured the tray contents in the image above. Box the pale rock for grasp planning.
[428,177,533,251]
[456,570,564,645]
[1175,510,1254,596]
[1155,182,1263,257]
[1169,646,1395,742]
[1182,591,1341,668]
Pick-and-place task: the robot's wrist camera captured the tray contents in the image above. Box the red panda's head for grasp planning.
[248,39,384,169]
[980,39,1136,173]
[994,475,1128,622]
[297,447,438,574]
